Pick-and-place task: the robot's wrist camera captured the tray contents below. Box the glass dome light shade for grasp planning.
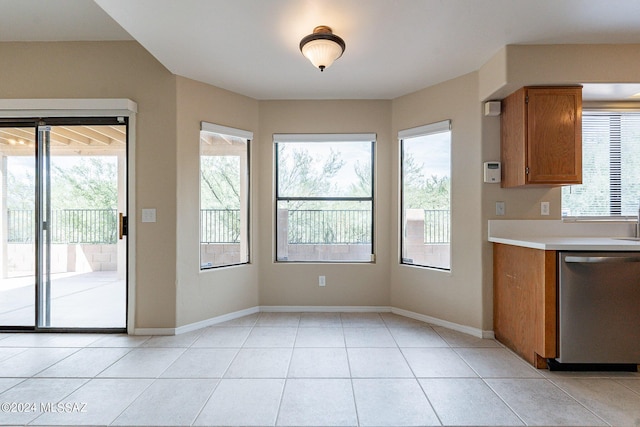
[299,26,345,72]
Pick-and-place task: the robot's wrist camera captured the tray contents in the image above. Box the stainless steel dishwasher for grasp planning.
[558,251,640,364]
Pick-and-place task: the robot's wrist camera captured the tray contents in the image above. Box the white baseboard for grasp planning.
[133,306,260,336]
[135,305,495,340]
[391,307,494,339]
[482,330,496,339]
[175,306,261,335]
[259,305,392,313]
[133,327,176,336]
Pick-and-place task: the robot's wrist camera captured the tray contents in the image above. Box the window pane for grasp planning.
[621,115,640,215]
[200,131,249,269]
[277,141,372,198]
[276,200,372,262]
[401,129,451,270]
[562,112,640,217]
[275,137,374,263]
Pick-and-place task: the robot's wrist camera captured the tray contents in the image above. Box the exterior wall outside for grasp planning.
[404,209,450,269]
[200,244,242,268]
[282,244,372,262]
[8,244,117,275]
[275,208,372,262]
[201,242,372,264]
[402,244,450,270]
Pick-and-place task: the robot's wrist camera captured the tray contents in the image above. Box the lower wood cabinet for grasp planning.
[493,243,557,368]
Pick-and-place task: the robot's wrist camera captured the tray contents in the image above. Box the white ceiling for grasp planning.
[2,0,640,100]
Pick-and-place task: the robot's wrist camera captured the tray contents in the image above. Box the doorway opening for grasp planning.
[0,117,128,331]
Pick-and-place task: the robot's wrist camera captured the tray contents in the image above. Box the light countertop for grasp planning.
[488,220,640,251]
[488,235,640,251]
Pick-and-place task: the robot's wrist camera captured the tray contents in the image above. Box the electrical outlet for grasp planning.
[318,275,326,287]
[496,201,505,216]
[541,202,550,216]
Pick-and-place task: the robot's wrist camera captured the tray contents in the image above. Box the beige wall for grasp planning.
[3,41,639,334]
[480,44,640,101]
[480,44,640,223]
[391,72,486,330]
[0,41,178,329]
[478,44,640,329]
[257,100,392,307]
[175,77,260,327]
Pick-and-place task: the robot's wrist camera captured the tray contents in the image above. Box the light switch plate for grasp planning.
[496,201,505,216]
[142,208,157,223]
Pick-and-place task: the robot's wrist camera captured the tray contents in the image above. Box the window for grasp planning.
[274,134,375,262]
[200,122,251,269]
[562,111,640,218]
[399,120,451,270]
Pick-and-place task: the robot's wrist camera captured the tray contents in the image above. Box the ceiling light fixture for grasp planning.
[299,26,346,72]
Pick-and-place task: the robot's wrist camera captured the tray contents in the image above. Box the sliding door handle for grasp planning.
[119,213,128,239]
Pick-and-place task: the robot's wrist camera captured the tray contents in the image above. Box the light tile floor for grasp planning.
[0,312,638,426]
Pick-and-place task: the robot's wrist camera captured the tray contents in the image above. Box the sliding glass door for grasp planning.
[0,118,128,331]
[0,122,36,327]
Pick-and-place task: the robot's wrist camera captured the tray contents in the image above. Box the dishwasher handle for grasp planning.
[565,256,640,264]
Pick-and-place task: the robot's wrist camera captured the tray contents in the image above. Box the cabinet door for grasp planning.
[493,244,557,368]
[526,87,582,184]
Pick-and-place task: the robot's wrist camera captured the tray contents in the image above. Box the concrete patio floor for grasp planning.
[0,271,126,329]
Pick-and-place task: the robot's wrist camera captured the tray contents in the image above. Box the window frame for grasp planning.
[561,108,640,221]
[399,120,452,271]
[199,122,252,270]
[273,133,376,263]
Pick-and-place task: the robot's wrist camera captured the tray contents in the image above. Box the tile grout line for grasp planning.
[0,347,30,366]
[480,378,532,427]
[215,317,257,380]
[449,346,483,379]
[613,376,640,397]
[2,313,638,426]
[105,376,157,426]
[29,346,84,378]
[29,378,93,426]
[544,376,615,427]
[85,346,135,379]
[100,344,188,425]
[187,375,224,426]
[344,313,361,427]
[386,316,445,427]
[271,312,300,427]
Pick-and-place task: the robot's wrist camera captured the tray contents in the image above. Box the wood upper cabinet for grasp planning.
[501,86,582,187]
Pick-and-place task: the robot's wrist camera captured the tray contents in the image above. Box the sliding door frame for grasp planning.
[0,99,137,334]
